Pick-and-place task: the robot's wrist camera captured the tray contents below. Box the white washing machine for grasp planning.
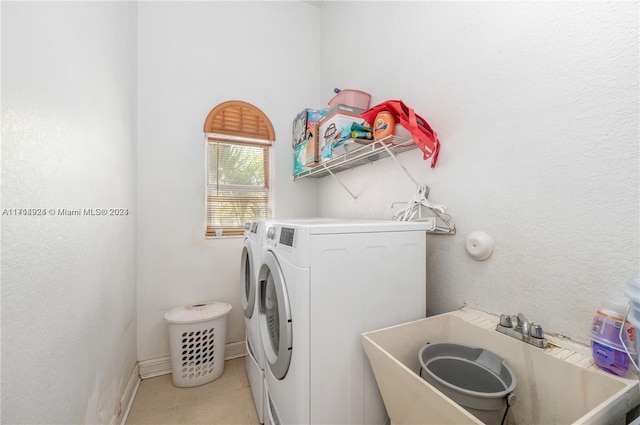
[257,219,431,425]
[240,219,267,423]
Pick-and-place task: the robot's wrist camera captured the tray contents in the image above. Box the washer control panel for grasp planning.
[279,227,295,247]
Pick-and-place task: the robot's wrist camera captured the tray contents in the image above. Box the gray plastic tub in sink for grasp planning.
[419,342,517,425]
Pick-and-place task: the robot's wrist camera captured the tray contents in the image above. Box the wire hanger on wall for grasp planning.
[392,184,456,234]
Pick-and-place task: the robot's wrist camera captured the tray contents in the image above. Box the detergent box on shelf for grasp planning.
[318,104,366,162]
[293,108,327,147]
[293,124,319,175]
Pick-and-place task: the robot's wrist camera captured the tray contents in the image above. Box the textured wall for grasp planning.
[1,2,138,423]
[136,1,322,362]
[319,1,639,345]
[2,7,636,423]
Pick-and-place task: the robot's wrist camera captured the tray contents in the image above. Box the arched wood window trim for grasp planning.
[204,100,275,140]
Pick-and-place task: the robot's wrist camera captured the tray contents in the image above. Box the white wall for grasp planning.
[1,2,138,424]
[2,4,636,423]
[319,2,639,345]
[136,1,322,361]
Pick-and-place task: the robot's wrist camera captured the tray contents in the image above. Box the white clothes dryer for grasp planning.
[257,219,431,425]
[240,219,267,423]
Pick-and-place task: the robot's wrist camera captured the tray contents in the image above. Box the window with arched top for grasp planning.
[203,100,275,237]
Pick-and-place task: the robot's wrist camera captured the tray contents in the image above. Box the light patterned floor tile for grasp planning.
[241,386,261,425]
[126,357,257,425]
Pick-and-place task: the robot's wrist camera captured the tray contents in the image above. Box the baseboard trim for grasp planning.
[225,340,248,360]
[138,355,172,379]
[138,341,247,379]
[116,363,141,425]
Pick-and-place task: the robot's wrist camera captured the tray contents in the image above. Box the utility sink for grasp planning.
[362,308,640,425]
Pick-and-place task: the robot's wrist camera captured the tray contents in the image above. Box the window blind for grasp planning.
[206,138,271,237]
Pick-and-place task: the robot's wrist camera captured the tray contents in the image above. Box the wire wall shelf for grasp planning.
[293,135,417,180]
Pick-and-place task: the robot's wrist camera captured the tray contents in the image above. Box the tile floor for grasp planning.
[125,357,260,425]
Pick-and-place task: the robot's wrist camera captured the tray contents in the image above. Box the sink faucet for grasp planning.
[516,313,531,343]
[496,313,548,348]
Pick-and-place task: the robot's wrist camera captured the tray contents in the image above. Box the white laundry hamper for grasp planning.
[164,302,232,387]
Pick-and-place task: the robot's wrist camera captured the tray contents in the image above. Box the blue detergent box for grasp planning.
[293,124,319,175]
[293,108,327,147]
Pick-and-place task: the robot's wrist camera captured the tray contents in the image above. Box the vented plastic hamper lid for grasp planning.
[164,302,232,324]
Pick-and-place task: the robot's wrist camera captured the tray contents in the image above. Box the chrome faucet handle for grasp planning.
[530,323,544,339]
[499,314,513,328]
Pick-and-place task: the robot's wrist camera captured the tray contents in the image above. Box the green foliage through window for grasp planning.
[207,140,269,234]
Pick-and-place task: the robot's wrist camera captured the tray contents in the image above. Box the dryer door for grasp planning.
[258,250,292,380]
[240,238,256,319]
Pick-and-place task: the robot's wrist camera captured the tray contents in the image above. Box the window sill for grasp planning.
[205,235,243,240]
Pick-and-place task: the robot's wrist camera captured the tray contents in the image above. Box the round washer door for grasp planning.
[240,239,256,319]
[258,250,292,380]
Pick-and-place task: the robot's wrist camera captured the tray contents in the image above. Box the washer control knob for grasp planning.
[266,226,276,240]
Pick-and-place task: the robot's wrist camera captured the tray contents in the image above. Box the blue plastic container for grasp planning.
[590,302,636,376]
